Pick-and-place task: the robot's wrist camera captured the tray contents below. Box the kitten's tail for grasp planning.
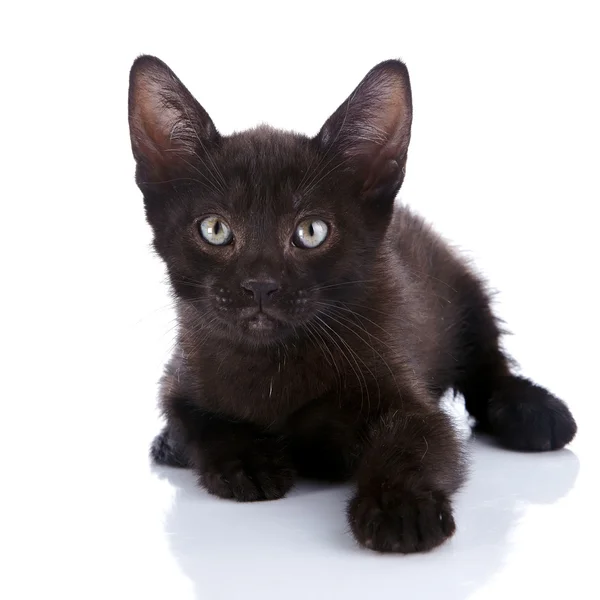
[150,426,190,468]
[451,286,576,451]
[463,371,577,451]
[485,375,577,451]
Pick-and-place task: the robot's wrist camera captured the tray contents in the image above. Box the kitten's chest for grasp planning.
[195,345,336,426]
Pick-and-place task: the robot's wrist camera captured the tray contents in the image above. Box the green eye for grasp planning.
[293,218,329,249]
[199,216,233,246]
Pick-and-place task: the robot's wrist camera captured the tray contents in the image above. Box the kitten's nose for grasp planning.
[241,278,280,306]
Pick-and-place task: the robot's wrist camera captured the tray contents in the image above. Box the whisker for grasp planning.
[302,154,353,198]
[305,320,342,387]
[306,278,378,293]
[315,301,392,339]
[327,299,458,363]
[316,307,398,406]
[181,105,228,191]
[139,177,215,186]
[314,314,373,415]
[169,277,214,291]
[297,84,358,196]
[166,151,224,196]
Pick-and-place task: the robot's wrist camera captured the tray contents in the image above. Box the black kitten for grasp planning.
[129,56,577,553]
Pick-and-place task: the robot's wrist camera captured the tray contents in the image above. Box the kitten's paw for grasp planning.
[348,489,455,553]
[150,428,189,468]
[199,438,296,502]
[488,376,577,451]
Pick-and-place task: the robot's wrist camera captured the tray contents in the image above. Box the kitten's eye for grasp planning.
[199,216,233,246]
[293,219,329,249]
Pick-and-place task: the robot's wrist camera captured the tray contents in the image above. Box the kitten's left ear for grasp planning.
[128,55,219,183]
[316,60,412,202]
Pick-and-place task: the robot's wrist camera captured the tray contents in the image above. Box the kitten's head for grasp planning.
[128,56,412,346]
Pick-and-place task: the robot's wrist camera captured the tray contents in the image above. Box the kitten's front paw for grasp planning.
[348,489,455,553]
[199,437,296,502]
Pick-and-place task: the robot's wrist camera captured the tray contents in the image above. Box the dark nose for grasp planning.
[241,278,280,306]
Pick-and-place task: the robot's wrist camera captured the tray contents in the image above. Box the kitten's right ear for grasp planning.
[128,55,219,182]
[315,60,412,204]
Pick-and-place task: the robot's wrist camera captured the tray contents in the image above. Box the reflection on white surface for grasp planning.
[152,435,581,600]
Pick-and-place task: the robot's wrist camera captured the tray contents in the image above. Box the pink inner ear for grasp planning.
[345,73,411,163]
[315,62,413,199]
[328,64,412,197]
[130,76,190,167]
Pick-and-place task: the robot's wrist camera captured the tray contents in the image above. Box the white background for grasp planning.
[1,1,599,599]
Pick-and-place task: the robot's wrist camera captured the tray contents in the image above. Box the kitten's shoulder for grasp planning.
[387,203,466,277]
[389,203,439,248]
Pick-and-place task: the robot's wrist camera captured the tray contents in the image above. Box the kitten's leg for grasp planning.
[455,283,577,451]
[348,402,466,553]
[285,395,367,482]
[161,397,295,501]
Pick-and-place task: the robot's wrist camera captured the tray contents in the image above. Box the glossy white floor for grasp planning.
[2,2,598,599]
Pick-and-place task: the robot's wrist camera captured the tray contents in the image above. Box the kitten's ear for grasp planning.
[128,55,219,181]
[316,60,412,201]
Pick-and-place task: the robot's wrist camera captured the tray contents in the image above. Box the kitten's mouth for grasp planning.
[247,312,277,332]
[235,307,292,342]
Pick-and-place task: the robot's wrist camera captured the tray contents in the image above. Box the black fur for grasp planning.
[128,55,577,553]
